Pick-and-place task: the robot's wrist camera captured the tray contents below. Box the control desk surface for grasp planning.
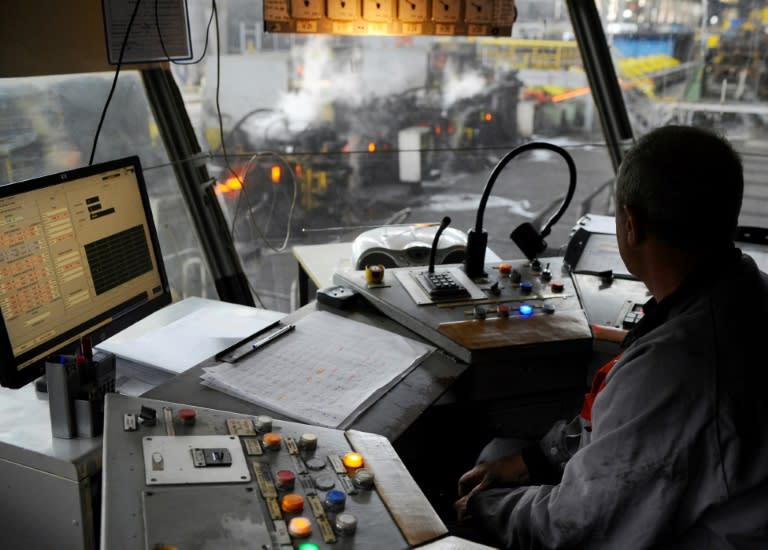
[101,394,465,550]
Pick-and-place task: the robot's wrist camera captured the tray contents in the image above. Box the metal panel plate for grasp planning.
[142,435,250,485]
[142,485,271,549]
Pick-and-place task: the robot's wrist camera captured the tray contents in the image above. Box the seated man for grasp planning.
[455,125,768,548]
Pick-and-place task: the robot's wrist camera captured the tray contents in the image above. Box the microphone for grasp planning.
[428,216,452,273]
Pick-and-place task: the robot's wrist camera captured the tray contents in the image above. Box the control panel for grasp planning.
[334,257,592,366]
[102,394,449,549]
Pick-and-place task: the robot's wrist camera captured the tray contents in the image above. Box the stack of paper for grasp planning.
[200,311,434,429]
[96,297,285,374]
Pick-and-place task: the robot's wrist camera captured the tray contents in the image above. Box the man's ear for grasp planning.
[623,205,644,246]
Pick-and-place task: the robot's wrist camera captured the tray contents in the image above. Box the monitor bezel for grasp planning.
[0,156,172,388]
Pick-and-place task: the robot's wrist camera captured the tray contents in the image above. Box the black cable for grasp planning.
[89,0,143,166]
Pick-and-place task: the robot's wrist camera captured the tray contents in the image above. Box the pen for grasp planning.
[252,324,295,350]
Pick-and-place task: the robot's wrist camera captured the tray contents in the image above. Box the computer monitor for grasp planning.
[0,156,172,388]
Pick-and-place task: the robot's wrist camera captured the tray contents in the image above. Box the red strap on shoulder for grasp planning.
[580,354,622,422]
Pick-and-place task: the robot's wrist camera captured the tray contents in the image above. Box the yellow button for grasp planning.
[288,516,312,538]
[282,493,305,514]
[342,452,364,470]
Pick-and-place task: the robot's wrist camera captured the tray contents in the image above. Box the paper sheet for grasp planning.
[201,311,434,428]
[96,298,285,374]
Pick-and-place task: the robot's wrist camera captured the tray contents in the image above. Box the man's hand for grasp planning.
[454,453,530,522]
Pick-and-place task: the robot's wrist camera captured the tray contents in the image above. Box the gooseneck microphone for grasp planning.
[464,142,577,278]
[429,216,452,273]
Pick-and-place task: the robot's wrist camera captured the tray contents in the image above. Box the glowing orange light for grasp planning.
[484,112,493,122]
[214,183,229,195]
[271,164,282,184]
[434,125,442,135]
[551,87,591,103]
[288,517,312,538]
[296,65,305,76]
[294,164,303,178]
[225,177,242,191]
[343,452,364,469]
[367,142,376,153]
[263,432,282,449]
[282,493,305,513]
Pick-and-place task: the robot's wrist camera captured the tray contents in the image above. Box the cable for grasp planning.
[226,150,298,252]
[208,0,297,254]
[89,0,143,166]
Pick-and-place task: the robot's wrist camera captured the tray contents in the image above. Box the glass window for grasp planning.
[0,73,216,301]
[178,0,615,312]
[600,0,768,227]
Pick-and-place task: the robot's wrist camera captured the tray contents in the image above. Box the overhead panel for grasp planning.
[264,0,516,37]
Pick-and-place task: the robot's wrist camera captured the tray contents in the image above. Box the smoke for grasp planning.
[441,60,488,109]
[276,36,364,131]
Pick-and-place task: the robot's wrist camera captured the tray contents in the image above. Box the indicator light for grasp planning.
[324,490,346,512]
[298,544,320,550]
[519,304,534,317]
[276,470,296,490]
[263,432,282,450]
[367,142,376,153]
[343,452,364,469]
[282,493,305,513]
[484,112,493,122]
[288,516,312,538]
[271,164,282,184]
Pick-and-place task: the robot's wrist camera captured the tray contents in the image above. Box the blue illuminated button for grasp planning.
[519,304,534,317]
[519,281,533,293]
[324,490,346,512]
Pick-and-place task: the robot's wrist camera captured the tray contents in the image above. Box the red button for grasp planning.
[276,470,295,490]
[551,281,565,293]
[178,408,196,425]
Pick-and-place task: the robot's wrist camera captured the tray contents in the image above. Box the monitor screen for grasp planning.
[0,157,171,388]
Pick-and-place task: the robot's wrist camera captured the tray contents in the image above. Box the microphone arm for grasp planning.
[464,142,577,278]
[429,216,452,273]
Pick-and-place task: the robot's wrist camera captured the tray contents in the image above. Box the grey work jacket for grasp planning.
[469,252,768,549]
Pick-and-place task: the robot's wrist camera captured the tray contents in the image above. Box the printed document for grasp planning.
[200,310,434,428]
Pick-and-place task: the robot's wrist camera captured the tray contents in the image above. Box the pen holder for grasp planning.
[45,351,116,439]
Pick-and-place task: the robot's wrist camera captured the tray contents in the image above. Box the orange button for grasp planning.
[281,493,305,514]
[342,452,364,470]
[288,516,312,538]
[498,262,512,275]
[263,432,282,450]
